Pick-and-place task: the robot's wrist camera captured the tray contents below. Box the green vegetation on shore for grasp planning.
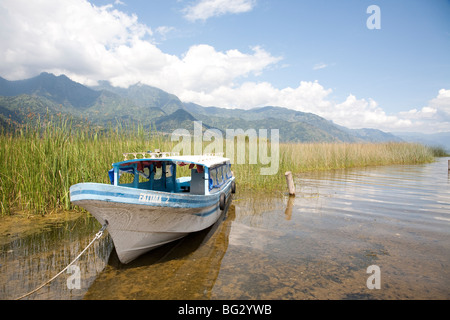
[0,116,437,215]
[233,141,435,192]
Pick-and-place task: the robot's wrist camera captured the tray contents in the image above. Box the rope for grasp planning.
[15,222,108,300]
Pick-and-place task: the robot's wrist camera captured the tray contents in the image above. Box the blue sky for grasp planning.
[1,0,449,133]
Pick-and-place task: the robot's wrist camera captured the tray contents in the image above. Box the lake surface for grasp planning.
[1,158,449,300]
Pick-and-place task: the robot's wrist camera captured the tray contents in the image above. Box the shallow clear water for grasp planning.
[1,158,449,299]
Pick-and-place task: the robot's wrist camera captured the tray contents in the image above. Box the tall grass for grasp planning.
[0,115,176,215]
[428,145,450,157]
[0,116,436,215]
[232,141,435,191]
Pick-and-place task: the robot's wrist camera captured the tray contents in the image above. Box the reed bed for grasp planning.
[0,117,435,215]
[232,141,435,192]
[0,116,176,215]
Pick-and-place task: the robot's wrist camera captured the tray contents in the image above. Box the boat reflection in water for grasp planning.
[85,196,235,300]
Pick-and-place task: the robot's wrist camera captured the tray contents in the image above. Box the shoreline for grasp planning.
[0,121,440,216]
[2,152,442,217]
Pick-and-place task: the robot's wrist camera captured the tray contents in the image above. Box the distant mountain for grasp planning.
[0,73,166,127]
[183,104,384,143]
[0,72,404,143]
[335,125,403,143]
[92,81,185,115]
[392,131,450,152]
[152,109,216,134]
[0,72,100,109]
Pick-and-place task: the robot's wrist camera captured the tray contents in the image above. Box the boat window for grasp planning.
[217,166,224,185]
[209,176,214,190]
[208,164,231,190]
[226,163,232,179]
[142,166,150,179]
[154,166,162,180]
[211,168,217,186]
[166,164,173,178]
[119,171,134,184]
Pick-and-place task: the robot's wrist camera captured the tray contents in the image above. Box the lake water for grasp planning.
[1,158,449,300]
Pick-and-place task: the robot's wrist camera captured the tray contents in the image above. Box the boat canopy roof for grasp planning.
[113,153,230,169]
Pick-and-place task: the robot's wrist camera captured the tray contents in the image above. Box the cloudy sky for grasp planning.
[0,0,449,133]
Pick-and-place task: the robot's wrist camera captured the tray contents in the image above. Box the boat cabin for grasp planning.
[108,152,233,196]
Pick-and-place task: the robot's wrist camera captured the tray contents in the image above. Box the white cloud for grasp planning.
[155,26,175,41]
[313,63,328,70]
[396,89,450,133]
[180,80,411,131]
[183,0,256,22]
[0,0,152,80]
[177,80,331,110]
[0,0,276,90]
[331,95,411,130]
[173,45,281,92]
[429,89,450,119]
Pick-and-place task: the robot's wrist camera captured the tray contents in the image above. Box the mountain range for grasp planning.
[392,131,450,152]
[0,72,445,149]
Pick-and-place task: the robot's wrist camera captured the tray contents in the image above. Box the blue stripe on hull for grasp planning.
[71,189,216,208]
[70,180,233,209]
[194,205,219,217]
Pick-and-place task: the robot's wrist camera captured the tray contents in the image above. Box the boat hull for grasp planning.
[70,180,233,264]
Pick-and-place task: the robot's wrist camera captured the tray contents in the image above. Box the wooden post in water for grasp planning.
[285,171,295,196]
[448,160,450,173]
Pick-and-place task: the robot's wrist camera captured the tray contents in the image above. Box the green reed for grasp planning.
[0,115,176,215]
[233,141,435,192]
[0,116,436,215]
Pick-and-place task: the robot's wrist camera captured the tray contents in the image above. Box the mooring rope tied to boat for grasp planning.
[15,222,108,300]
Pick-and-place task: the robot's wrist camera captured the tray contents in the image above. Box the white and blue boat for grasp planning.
[70,151,235,264]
